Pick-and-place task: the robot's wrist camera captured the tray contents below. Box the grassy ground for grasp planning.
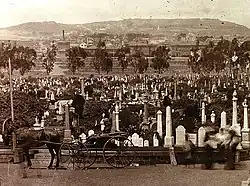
[0,162,249,186]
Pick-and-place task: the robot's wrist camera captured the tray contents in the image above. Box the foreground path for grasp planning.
[1,163,250,186]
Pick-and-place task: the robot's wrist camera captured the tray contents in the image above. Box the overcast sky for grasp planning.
[0,0,249,28]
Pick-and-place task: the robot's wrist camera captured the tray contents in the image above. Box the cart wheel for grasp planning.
[74,143,97,169]
[103,136,136,168]
[59,142,80,170]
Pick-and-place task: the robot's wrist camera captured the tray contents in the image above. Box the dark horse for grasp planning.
[2,118,63,169]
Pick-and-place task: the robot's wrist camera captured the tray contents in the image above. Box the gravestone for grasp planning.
[138,137,144,147]
[132,133,139,147]
[88,130,94,137]
[188,133,197,146]
[175,125,186,146]
[153,134,159,147]
[79,133,86,143]
[144,140,149,147]
[221,111,227,128]
[198,127,206,147]
[157,110,163,137]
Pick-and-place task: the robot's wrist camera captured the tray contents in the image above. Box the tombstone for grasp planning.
[132,133,139,147]
[188,133,197,146]
[128,136,132,147]
[221,111,227,128]
[79,133,86,143]
[157,110,163,138]
[138,137,144,147]
[40,117,45,128]
[201,102,206,124]
[198,127,206,147]
[164,106,174,147]
[210,111,215,124]
[88,130,94,137]
[153,134,159,147]
[144,140,149,147]
[232,90,238,126]
[242,99,250,148]
[111,111,116,133]
[115,106,120,131]
[58,102,64,115]
[175,125,186,146]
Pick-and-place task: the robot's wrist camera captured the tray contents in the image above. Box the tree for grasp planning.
[92,40,113,74]
[0,44,36,75]
[101,56,113,74]
[151,46,171,74]
[42,41,57,75]
[92,41,106,74]
[65,46,87,75]
[130,48,148,74]
[115,46,131,73]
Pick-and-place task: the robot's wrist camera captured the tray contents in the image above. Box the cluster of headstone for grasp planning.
[2,72,250,147]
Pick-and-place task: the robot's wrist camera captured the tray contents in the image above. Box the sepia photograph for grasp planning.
[0,0,249,185]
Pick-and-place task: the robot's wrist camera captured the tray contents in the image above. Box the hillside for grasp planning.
[1,18,250,38]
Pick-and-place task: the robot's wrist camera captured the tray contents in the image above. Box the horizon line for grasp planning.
[1,17,249,30]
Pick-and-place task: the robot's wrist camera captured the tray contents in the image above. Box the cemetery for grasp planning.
[0,72,249,171]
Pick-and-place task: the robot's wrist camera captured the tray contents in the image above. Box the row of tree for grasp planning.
[65,41,172,75]
[188,37,250,74]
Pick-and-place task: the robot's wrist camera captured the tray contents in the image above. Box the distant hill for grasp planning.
[1,18,250,38]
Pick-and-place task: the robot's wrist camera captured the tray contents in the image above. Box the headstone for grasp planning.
[79,133,86,143]
[221,111,227,128]
[198,127,206,147]
[175,125,186,146]
[232,90,238,126]
[157,110,163,137]
[188,133,197,146]
[164,106,174,147]
[211,111,215,124]
[201,102,206,124]
[144,140,149,147]
[153,134,159,147]
[64,104,71,142]
[128,136,133,147]
[0,135,3,142]
[88,130,94,137]
[40,117,45,128]
[242,99,250,148]
[138,137,144,147]
[132,133,139,147]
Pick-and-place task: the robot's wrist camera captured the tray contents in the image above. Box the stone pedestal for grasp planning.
[164,136,174,147]
[63,130,72,142]
[242,129,250,149]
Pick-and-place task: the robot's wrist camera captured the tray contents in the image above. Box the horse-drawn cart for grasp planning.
[60,131,136,170]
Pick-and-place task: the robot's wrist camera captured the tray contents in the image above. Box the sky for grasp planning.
[0,0,250,28]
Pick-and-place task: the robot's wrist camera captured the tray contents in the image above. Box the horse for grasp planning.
[2,118,63,169]
[203,125,241,170]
